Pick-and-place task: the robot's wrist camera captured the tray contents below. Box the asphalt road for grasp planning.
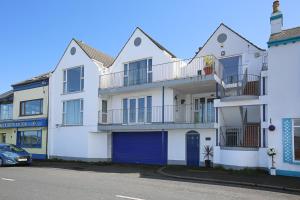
[0,164,299,200]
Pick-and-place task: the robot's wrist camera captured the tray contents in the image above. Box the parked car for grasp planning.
[0,144,32,166]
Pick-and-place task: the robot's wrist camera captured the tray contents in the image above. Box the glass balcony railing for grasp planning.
[99,56,221,90]
[98,104,215,125]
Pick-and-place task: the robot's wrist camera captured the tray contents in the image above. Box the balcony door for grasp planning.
[124,59,152,86]
[123,96,152,124]
[194,98,205,123]
[219,56,241,84]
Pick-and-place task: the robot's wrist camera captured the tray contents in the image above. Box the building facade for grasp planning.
[48,39,114,161]
[0,73,50,159]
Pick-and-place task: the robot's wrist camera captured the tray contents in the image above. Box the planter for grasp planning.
[269,167,276,176]
[205,160,212,168]
[203,66,213,75]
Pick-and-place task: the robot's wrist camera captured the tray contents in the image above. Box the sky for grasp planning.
[0,0,299,94]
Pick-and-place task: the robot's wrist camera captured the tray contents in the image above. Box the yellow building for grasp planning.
[0,73,50,159]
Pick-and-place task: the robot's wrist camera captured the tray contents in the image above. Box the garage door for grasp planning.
[112,131,168,165]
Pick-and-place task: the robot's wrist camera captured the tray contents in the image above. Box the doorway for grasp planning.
[186,131,200,167]
[0,133,6,143]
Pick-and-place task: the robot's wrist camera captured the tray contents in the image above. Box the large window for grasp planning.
[294,119,300,161]
[0,103,13,120]
[17,130,42,148]
[122,96,152,124]
[63,66,84,93]
[20,99,43,116]
[219,56,241,84]
[124,59,152,86]
[63,99,83,125]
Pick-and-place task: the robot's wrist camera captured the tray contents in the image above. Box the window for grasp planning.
[0,103,13,120]
[17,130,42,148]
[207,99,215,123]
[20,99,43,116]
[122,96,152,124]
[194,98,205,123]
[102,100,108,123]
[293,119,300,161]
[123,58,152,86]
[220,56,241,84]
[63,66,84,93]
[63,99,83,125]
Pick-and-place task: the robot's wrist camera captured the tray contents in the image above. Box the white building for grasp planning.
[266,1,300,177]
[47,0,300,177]
[48,39,114,161]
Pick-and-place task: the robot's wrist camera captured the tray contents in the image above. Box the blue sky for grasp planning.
[0,0,299,93]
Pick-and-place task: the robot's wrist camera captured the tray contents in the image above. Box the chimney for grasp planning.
[270,0,283,35]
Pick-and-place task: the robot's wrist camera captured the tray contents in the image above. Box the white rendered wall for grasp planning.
[48,40,109,160]
[267,42,300,172]
[168,129,215,165]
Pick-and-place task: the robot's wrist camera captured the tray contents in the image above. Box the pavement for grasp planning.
[0,161,298,200]
[158,166,300,193]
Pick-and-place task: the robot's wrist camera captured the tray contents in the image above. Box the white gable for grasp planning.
[195,24,266,76]
[109,28,176,73]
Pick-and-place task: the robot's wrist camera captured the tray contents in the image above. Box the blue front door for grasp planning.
[186,134,200,167]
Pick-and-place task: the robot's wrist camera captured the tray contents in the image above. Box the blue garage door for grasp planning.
[112,131,168,165]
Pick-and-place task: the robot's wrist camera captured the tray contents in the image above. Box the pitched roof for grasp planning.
[12,72,50,87]
[74,39,114,67]
[137,27,176,58]
[0,90,13,101]
[110,27,176,67]
[192,23,266,58]
[269,26,300,42]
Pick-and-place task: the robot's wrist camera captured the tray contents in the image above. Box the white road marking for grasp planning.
[115,195,145,200]
[1,178,15,182]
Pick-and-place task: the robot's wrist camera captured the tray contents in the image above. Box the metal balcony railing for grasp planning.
[98,104,215,125]
[218,73,261,98]
[220,124,260,148]
[99,56,221,89]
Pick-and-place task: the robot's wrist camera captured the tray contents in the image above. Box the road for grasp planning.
[0,164,299,200]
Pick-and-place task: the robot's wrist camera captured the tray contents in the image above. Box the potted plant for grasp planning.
[267,148,276,176]
[203,56,214,75]
[203,145,213,168]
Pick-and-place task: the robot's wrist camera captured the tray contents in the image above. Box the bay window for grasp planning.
[63,99,83,125]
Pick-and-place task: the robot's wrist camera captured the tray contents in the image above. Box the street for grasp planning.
[0,164,299,200]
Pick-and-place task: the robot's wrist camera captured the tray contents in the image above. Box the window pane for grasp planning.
[147,96,152,123]
[207,99,214,123]
[124,64,128,76]
[21,100,42,116]
[0,104,13,120]
[129,99,136,123]
[67,67,81,92]
[64,99,82,125]
[148,73,152,83]
[128,60,147,85]
[138,98,145,123]
[294,127,300,160]
[294,119,300,126]
[148,59,152,71]
[123,99,128,124]
[17,130,42,148]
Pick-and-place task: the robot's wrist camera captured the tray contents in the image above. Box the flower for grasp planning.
[267,148,276,156]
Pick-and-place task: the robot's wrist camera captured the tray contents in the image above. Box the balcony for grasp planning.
[218,73,260,100]
[98,104,216,131]
[99,56,221,94]
[220,124,261,148]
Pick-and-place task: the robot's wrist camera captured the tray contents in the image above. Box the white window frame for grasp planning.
[292,118,300,162]
[62,99,84,126]
[122,96,152,124]
[123,58,152,86]
[63,65,84,94]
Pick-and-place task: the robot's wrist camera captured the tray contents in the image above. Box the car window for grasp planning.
[9,145,24,152]
[0,145,10,151]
